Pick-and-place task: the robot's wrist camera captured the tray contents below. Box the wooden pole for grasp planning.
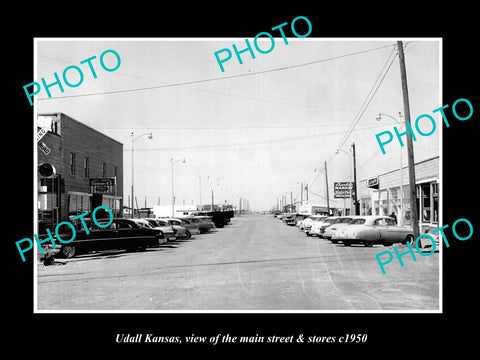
[397,41,419,240]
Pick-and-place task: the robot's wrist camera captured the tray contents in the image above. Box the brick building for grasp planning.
[357,156,439,232]
[37,113,123,229]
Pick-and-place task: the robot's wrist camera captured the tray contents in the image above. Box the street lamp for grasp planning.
[170,157,186,217]
[131,131,153,218]
[376,112,404,224]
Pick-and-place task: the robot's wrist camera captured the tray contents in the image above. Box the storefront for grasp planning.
[358,156,439,232]
[37,113,123,230]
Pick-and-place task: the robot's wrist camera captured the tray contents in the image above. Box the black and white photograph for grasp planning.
[33,38,441,312]
[6,6,478,355]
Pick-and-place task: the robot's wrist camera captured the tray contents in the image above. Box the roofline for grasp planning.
[38,112,123,146]
[360,155,439,182]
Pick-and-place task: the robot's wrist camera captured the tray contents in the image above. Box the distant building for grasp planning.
[37,113,123,230]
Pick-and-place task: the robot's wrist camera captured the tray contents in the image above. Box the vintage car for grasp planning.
[304,215,328,236]
[323,216,355,240]
[295,214,308,227]
[282,214,296,226]
[164,218,200,239]
[310,216,339,237]
[300,215,326,231]
[185,216,215,234]
[174,218,201,237]
[334,215,414,247]
[143,218,176,242]
[54,218,163,258]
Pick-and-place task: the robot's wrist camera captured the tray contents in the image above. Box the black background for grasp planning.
[6,4,478,355]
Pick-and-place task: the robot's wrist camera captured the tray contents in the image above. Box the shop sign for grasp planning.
[367,177,379,189]
[37,127,48,142]
[90,178,115,194]
[38,142,51,155]
[334,182,354,198]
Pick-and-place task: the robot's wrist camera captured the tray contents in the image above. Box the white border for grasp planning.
[33,37,442,314]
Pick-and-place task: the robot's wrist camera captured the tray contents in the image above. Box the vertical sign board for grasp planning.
[334,182,354,198]
[37,127,48,142]
[38,142,51,155]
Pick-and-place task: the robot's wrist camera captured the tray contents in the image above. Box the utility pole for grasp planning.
[211,189,214,211]
[324,161,330,214]
[305,184,309,202]
[290,191,293,213]
[398,40,419,240]
[199,175,202,210]
[239,197,242,214]
[300,182,303,204]
[351,142,359,215]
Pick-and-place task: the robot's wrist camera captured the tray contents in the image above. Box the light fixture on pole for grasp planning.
[131,131,153,218]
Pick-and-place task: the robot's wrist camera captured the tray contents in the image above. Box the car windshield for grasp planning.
[146,219,158,227]
[136,221,152,228]
[156,220,169,226]
[350,218,366,225]
[338,217,353,223]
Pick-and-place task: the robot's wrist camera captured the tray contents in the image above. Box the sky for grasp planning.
[35,38,440,211]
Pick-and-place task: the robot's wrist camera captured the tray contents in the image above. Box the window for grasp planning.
[432,183,439,223]
[388,186,401,219]
[84,157,89,178]
[350,218,366,225]
[68,193,91,216]
[102,163,107,177]
[421,183,431,222]
[116,222,132,229]
[70,153,76,175]
[385,218,397,226]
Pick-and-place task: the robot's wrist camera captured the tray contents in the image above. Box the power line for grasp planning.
[37,43,394,101]
[329,47,398,162]
[304,47,397,192]
[123,123,391,152]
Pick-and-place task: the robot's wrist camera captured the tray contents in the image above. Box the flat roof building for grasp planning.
[357,156,439,232]
[37,112,123,230]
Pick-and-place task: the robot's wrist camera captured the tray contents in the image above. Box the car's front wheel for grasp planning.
[61,245,76,258]
[404,234,415,246]
[343,240,352,247]
[184,230,191,239]
[363,240,374,247]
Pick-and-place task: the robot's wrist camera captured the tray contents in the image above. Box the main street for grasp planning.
[37,214,439,311]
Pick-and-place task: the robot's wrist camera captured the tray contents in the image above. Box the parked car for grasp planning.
[54,218,163,258]
[310,216,339,237]
[174,218,201,238]
[334,215,414,247]
[163,218,198,239]
[186,216,215,234]
[144,218,176,242]
[323,216,355,240]
[295,214,308,227]
[282,214,296,226]
[304,215,328,236]
[300,215,324,231]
